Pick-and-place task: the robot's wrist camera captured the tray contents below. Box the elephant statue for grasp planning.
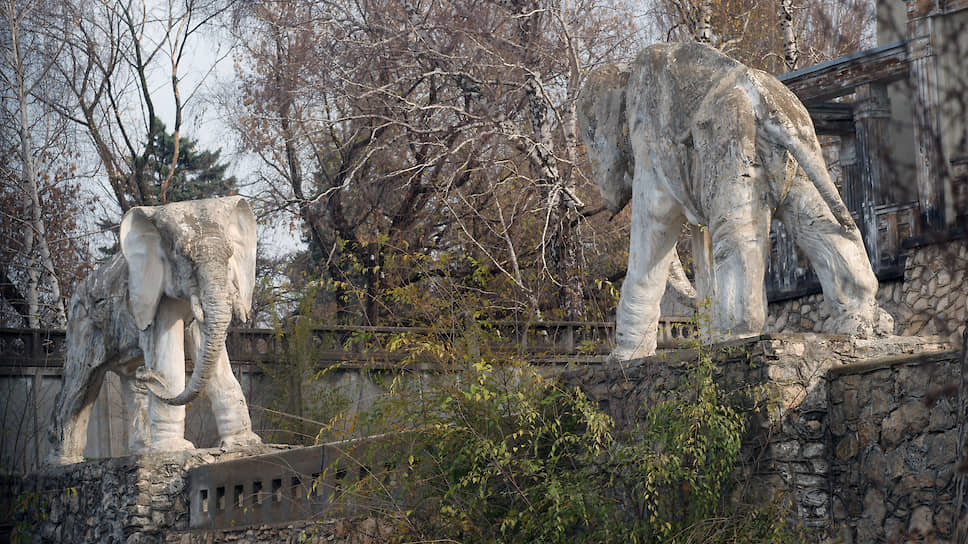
[47,196,263,465]
[578,42,892,361]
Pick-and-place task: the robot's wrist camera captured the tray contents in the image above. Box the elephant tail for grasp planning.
[754,72,857,232]
[781,130,857,231]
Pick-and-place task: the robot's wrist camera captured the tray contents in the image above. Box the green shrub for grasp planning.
[608,344,805,544]
[339,331,809,544]
[355,357,616,543]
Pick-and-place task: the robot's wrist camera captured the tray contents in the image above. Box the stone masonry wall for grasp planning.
[13,445,290,544]
[559,334,964,540]
[828,352,966,542]
[165,517,397,544]
[12,334,966,542]
[767,238,967,342]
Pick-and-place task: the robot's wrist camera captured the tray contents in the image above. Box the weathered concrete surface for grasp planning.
[49,197,262,467]
[578,42,889,361]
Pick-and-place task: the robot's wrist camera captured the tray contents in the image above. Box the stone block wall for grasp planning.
[11,334,967,542]
[12,443,399,544]
[767,238,967,342]
[828,352,965,542]
[559,334,964,539]
[165,517,397,544]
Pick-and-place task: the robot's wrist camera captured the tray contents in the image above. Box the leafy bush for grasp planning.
[338,332,810,544]
[353,357,616,542]
[608,344,805,544]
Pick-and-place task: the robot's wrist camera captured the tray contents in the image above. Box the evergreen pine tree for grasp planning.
[140,120,238,203]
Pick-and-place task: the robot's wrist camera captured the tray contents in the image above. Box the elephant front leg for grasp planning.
[140,298,195,453]
[187,321,261,449]
[612,182,685,361]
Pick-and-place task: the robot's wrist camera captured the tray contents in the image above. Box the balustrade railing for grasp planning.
[0,320,699,370]
[189,437,397,529]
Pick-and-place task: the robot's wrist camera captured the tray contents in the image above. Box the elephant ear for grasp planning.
[224,197,257,319]
[120,207,166,331]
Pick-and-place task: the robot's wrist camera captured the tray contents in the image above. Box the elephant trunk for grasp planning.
[153,255,233,406]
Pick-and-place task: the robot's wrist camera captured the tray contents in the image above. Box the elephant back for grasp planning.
[630,43,742,141]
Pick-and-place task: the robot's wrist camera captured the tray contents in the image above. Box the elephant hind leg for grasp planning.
[704,190,772,340]
[116,366,150,455]
[48,362,108,465]
[776,175,891,336]
[693,97,771,340]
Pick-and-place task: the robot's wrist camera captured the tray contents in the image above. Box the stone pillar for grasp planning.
[853,83,891,269]
[906,18,949,230]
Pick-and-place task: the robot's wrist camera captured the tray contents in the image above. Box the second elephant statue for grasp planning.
[47,196,262,465]
[578,43,893,360]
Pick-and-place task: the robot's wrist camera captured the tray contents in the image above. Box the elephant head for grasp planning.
[119,196,256,406]
[578,64,633,214]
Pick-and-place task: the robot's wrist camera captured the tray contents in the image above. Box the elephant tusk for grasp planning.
[135,366,171,397]
[190,294,205,324]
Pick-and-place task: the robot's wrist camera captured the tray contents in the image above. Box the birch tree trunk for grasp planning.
[4,0,68,327]
[780,0,798,71]
[697,0,712,43]
[518,0,586,320]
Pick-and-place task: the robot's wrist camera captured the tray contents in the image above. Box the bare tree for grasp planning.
[225,0,640,323]
[650,0,873,73]
[47,0,232,213]
[0,0,72,327]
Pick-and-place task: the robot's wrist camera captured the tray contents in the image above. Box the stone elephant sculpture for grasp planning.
[578,43,892,360]
[47,196,262,465]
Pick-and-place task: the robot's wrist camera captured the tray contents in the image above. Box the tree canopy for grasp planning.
[1,0,883,328]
